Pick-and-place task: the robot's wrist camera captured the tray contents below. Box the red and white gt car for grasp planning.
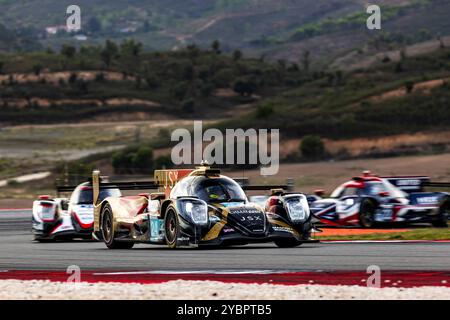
[32,182,120,241]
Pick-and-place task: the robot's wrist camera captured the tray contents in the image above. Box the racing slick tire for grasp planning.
[432,201,449,228]
[101,204,134,249]
[274,238,303,248]
[164,207,180,249]
[359,199,377,228]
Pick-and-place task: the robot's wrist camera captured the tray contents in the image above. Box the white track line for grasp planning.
[93,270,291,276]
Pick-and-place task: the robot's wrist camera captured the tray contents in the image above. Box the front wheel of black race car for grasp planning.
[164,207,180,249]
[359,199,377,228]
[101,204,134,249]
[274,238,303,248]
[432,201,449,228]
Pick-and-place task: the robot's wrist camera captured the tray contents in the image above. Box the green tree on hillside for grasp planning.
[171,82,188,100]
[145,74,159,88]
[68,72,78,84]
[300,135,325,159]
[438,36,445,49]
[405,81,414,93]
[57,161,95,185]
[61,44,76,59]
[135,75,142,89]
[112,146,154,174]
[154,155,173,169]
[200,82,214,97]
[256,102,274,118]
[120,39,143,57]
[32,64,42,76]
[120,39,143,73]
[142,20,156,33]
[181,99,195,113]
[112,151,134,174]
[233,49,242,61]
[132,147,154,172]
[95,72,105,82]
[187,44,200,60]
[233,78,256,96]
[211,40,221,54]
[301,50,310,73]
[87,16,102,33]
[77,79,89,94]
[182,62,195,81]
[101,40,118,67]
[400,48,407,61]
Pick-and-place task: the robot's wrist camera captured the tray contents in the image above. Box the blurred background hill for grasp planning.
[0,0,449,196]
[0,0,449,68]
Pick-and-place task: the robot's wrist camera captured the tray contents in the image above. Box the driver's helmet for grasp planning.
[205,185,227,200]
[367,182,384,195]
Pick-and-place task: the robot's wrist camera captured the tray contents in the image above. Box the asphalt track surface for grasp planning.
[1,210,449,272]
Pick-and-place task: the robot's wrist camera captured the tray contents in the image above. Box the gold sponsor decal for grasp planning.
[269,218,300,237]
[202,205,229,241]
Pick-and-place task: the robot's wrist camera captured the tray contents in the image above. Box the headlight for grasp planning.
[344,198,354,206]
[178,198,209,225]
[337,198,355,211]
[283,195,310,223]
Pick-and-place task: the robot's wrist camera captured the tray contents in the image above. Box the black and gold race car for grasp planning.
[91,165,317,249]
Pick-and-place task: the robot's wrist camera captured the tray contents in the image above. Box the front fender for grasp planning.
[93,199,109,232]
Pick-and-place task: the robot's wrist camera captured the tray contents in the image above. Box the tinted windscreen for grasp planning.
[364,182,387,196]
[365,181,407,198]
[76,188,121,204]
[192,177,247,203]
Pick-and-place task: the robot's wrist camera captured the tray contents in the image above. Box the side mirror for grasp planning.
[378,191,389,197]
[61,200,69,211]
[314,189,325,197]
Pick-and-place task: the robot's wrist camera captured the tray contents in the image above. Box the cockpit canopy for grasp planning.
[170,175,248,203]
[70,183,121,205]
[330,179,407,199]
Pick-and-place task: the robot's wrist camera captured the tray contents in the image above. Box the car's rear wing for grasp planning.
[239,177,295,192]
[242,184,290,191]
[91,170,295,205]
[56,185,78,193]
[422,181,450,188]
[382,176,450,193]
[91,170,161,205]
[56,180,159,197]
[382,176,429,193]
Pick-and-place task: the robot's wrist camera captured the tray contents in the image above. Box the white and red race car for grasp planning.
[32,182,120,241]
[309,172,450,228]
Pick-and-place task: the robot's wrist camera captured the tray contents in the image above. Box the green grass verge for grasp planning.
[316,227,450,241]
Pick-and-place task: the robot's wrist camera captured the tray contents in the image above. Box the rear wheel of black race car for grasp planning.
[101,204,134,249]
[274,238,303,248]
[432,201,449,228]
[164,208,180,249]
[359,199,377,228]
